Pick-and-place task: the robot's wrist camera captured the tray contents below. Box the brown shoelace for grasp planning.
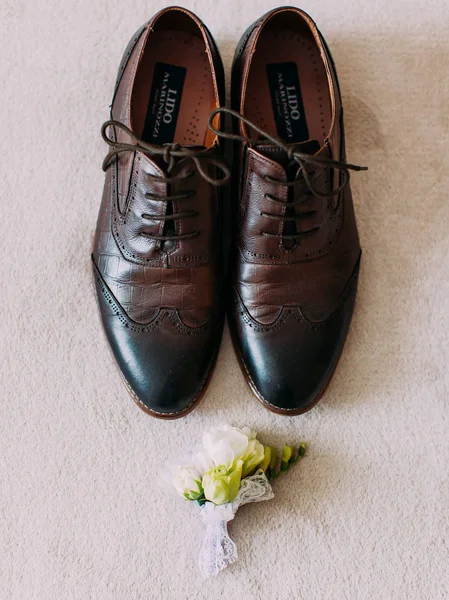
[101,120,231,242]
[208,108,367,242]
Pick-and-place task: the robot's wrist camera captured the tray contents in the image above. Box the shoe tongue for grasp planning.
[256,139,321,168]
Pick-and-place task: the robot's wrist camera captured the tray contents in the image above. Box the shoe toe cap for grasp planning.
[94,267,221,417]
[242,315,346,412]
[118,331,214,417]
[232,272,359,413]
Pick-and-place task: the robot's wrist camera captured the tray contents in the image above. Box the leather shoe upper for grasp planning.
[92,7,227,417]
[225,7,365,413]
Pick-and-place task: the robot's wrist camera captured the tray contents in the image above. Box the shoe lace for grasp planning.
[101,120,231,242]
[208,108,367,241]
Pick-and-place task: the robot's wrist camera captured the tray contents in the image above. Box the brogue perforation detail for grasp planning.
[93,260,211,336]
[233,253,360,333]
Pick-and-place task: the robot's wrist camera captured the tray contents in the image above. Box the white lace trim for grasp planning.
[198,470,274,577]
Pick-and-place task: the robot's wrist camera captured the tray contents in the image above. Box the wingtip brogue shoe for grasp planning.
[92,7,228,418]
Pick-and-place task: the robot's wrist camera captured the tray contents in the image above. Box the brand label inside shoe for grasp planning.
[142,62,186,144]
[266,62,309,143]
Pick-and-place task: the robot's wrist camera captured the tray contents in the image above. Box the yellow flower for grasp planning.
[259,446,272,473]
[202,460,243,505]
[241,439,265,477]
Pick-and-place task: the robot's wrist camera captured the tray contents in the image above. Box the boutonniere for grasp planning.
[169,424,306,577]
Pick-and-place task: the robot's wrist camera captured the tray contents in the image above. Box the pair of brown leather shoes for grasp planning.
[92,6,366,419]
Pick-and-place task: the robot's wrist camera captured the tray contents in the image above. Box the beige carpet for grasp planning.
[1,1,448,598]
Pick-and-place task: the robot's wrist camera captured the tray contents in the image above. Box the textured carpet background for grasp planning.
[1,0,448,598]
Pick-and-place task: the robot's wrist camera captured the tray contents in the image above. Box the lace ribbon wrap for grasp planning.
[198,470,274,577]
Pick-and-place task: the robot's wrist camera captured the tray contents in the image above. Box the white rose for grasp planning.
[202,424,251,468]
[190,447,214,476]
[172,466,204,501]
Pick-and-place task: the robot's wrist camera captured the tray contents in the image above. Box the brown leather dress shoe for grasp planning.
[92,7,229,418]
[209,7,367,415]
